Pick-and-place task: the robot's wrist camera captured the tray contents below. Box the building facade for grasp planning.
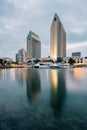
[50,13,66,60]
[16,49,26,63]
[27,31,41,58]
[72,52,81,59]
[16,53,18,63]
[72,52,81,63]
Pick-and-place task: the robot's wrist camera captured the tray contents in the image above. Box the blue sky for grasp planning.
[0,0,87,60]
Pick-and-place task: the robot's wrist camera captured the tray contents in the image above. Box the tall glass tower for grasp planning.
[50,13,66,60]
[27,31,41,58]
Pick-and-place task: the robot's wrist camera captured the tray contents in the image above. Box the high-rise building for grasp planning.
[16,53,18,63]
[50,13,66,60]
[20,49,26,63]
[16,49,26,63]
[27,31,41,58]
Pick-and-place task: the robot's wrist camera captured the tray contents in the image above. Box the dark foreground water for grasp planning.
[0,68,87,130]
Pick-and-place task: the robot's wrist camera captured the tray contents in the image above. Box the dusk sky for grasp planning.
[0,0,87,60]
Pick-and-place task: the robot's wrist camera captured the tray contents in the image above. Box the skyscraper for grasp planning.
[50,13,66,60]
[16,49,26,63]
[27,31,41,58]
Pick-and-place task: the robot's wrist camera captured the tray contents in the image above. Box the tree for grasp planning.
[0,59,3,64]
[57,57,63,62]
[69,58,75,65]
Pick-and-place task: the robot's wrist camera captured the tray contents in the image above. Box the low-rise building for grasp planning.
[72,52,81,59]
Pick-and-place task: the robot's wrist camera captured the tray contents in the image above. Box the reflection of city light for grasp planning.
[73,68,84,79]
[2,69,6,79]
[10,69,15,81]
[16,68,28,80]
[46,70,49,79]
[51,70,58,90]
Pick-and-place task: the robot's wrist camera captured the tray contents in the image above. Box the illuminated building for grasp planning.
[50,13,66,60]
[27,31,41,58]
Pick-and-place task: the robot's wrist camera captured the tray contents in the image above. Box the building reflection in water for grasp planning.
[0,69,15,81]
[16,68,41,103]
[10,68,15,81]
[73,68,84,80]
[26,69,41,103]
[1,69,6,79]
[16,68,27,86]
[50,69,66,116]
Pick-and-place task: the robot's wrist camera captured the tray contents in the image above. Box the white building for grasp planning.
[27,31,41,58]
[2,57,12,63]
[16,49,26,63]
[50,13,66,60]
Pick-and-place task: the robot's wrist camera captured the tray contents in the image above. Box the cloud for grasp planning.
[41,42,50,57]
[0,0,87,60]
[67,41,87,49]
[0,0,15,17]
[67,41,87,57]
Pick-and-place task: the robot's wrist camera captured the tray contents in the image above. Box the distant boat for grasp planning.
[49,63,61,68]
[59,63,74,69]
[34,63,50,69]
[34,62,74,69]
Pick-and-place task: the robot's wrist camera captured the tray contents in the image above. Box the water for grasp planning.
[0,68,87,130]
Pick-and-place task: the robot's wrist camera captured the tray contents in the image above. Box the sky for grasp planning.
[0,0,87,60]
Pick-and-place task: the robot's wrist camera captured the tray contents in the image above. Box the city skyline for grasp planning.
[0,0,87,60]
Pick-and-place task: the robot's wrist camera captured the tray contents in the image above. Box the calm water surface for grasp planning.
[0,68,87,130]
